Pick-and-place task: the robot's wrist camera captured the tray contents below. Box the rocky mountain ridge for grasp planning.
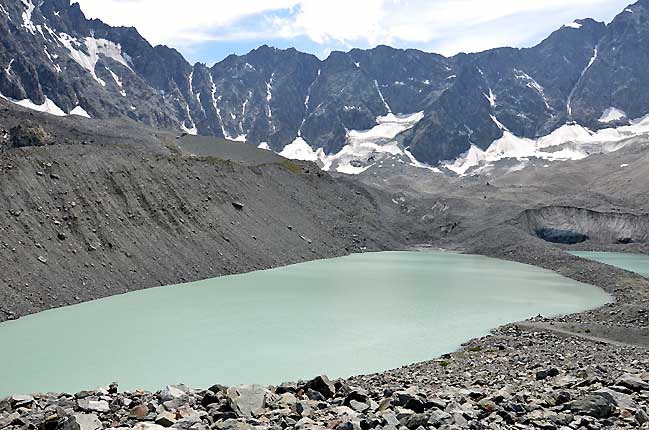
[2,0,649,164]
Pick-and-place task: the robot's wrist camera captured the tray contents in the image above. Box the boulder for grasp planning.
[9,124,52,148]
[226,385,269,417]
[304,376,336,399]
[617,374,649,392]
[158,385,188,402]
[565,394,616,418]
[77,399,109,413]
[132,423,167,430]
[427,409,451,427]
[129,404,150,419]
[348,400,369,413]
[535,368,560,380]
[62,414,103,430]
[399,413,429,429]
[637,409,649,425]
[154,411,177,427]
[595,388,638,411]
[10,395,34,408]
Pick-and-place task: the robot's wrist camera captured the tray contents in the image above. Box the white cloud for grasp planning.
[74,0,630,55]
[74,0,300,45]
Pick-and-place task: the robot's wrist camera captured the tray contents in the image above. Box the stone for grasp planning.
[348,400,369,413]
[399,413,429,430]
[477,399,498,413]
[306,388,326,402]
[200,391,221,408]
[129,404,150,419]
[154,411,177,427]
[536,368,560,380]
[566,394,616,418]
[295,400,312,417]
[158,385,188,402]
[636,409,649,425]
[0,412,20,429]
[403,398,424,413]
[427,410,451,427]
[226,385,269,417]
[62,414,102,430]
[618,375,649,392]
[232,202,245,210]
[274,383,297,394]
[132,423,167,430]
[9,125,52,148]
[595,388,638,411]
[10,395,34,408]
[77,399,109,413]
[304,375,336,399]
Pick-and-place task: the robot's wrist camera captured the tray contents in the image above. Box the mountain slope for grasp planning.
[1,0,648,166]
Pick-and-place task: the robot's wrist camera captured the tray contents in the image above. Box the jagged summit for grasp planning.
[0,0,647,164]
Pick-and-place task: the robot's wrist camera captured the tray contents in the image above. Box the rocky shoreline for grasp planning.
[2,246,648,430]
[1,328,647,430]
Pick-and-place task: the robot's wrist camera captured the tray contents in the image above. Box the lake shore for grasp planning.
[2,241,649,429]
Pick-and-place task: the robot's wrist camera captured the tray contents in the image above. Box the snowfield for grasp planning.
[445,117,649,176]
[280,112,433,175]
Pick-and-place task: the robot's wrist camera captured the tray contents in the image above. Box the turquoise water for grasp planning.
[0,251,610,397]
[570,251,649,277]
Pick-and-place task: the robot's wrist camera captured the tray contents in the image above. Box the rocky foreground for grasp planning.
[1,320,647,430]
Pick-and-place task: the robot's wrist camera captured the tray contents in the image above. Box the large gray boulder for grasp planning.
[566,394,616,418]
[62,414,103,430]
[225,385,269,418]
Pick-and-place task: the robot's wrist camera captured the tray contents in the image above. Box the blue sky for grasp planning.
[75,0,633,65]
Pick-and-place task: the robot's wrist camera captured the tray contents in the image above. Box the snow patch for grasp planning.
[484,88,496,107]
[4,59,14,76]
[348,112,424,143]
[279,112,431,175]
[565,21,582,29]
[445,118,649,176]
[21,0,37,34]
[279,137,322,162]
[232,135,247,142]
[598,107,626,123]
[490,114,509,132]
[567,47,598,117]
[0,4,10,18]
[56,33,133,86]
[1,93,66,116]
[514,70,550,109]
[258,142,270,151]
[106,67,123,87]
[70,106,91,118]
[373,80,392,113]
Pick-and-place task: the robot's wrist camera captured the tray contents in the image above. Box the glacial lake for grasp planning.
[570,251,649,277]
[0,251,611,397]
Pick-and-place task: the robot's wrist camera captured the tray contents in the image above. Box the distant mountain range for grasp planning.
[1,0,649,166]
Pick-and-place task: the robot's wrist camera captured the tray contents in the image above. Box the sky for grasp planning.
[74,0,632,65]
